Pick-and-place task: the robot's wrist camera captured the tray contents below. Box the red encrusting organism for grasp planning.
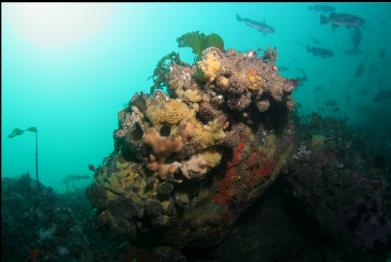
[253,159,276,178]
[214,134,247,205]
[227,133,247,168]
[221,209,231,222]
[246,158,276,185]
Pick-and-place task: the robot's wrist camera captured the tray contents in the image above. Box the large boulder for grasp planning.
[87,45,297,248]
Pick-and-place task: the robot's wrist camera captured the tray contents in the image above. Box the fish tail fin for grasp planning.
[236,14,242,21]
[306,45,311,52]
[320,15,329,25]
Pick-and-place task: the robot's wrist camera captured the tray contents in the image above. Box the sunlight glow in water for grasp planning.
[4,3,115,48]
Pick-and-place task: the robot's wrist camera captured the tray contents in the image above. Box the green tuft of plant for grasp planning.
[149,51,187,94]
[148,32,225,94]
[176,31,225,61]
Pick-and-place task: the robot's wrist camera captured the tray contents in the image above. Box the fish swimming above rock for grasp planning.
[277,65,290,72]
[320,13,365,28]
[345,93,351,103]
[236,14,275,36]
[307,45,335,58]
[344,48,363,56]
[313,85,325,92]
[294,67,306,75]
[351,27,362,49]
[308,34,321,45]
[356,88,370,95]
[88,164,96,172]
[292,73,308,87]
[294,68,310,83]
[377,17,387,26]
[379,49,386,59]
[373,89,391,102]
[308,4,336,13]
[354,62,365,78]
[324,99,338,108]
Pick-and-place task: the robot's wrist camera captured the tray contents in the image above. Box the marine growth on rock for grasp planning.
[87,34,298,248]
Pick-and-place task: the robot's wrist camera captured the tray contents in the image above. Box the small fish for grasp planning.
[325,99,337,107]
[277,65,289,71]
[377,17,389,27]
[320,13,365,28]
[88,164,96,172]
[367,63,378,84]
[354,62,365,78]
[254,47,265,57]
[356,88,370,95]
[344,48,363,56]
[293,74,308,87]
[300,74,309,83]
[351,27,362,49]
[354,104,370,112]
[345,93,351,103]
[379,49,386,59]
[377,17,387,25]
[373,89,391,102]
[313,85,325,92]
[62,174,91,183]
[345,81,354,90]
[308,4,336,13]
[294,67,306,74]
[307,45,335,58]
[236,14,275,36]
[308,34,321,45]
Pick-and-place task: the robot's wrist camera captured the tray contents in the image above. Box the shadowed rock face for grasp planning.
[87,46,297,248]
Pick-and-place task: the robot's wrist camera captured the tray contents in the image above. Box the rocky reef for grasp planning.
[1,173,93,261]
[87,33,298,248]
[283,113,391,259]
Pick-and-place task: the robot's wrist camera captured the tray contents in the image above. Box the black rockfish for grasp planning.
[373,89,391,102]
[379,49,386,59]
[308,34,321,45]
[308,4,336,13]
[354,62,365,78]
[307,45,335,58]
[236,14,275,36]
[344,48,363,56]
[320,13,365,28]
[351,27,362,49]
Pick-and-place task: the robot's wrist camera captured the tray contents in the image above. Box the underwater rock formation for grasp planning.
[87,41,298,248]
[285,113,391,257]
[1,174,92,261]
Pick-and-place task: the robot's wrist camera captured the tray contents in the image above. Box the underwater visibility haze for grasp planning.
[2,2,391,261]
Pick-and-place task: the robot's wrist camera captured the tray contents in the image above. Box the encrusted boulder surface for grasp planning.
[87,46,297,248]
